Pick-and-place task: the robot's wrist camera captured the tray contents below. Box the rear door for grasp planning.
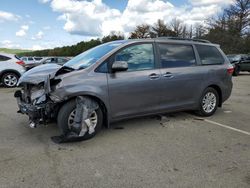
[194,44,231,101]
[156,43,203,110]
[107,43,162,119]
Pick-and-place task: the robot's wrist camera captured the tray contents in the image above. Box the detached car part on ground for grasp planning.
[15,38,233,142]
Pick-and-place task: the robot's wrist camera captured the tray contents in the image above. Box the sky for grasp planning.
[0,0,234,50]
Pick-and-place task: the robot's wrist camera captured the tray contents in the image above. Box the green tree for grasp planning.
[102,31,125,43]
[129,24,151,39]
[150,19,177,38]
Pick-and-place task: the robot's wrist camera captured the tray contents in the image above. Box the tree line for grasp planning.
[19,0,249,57]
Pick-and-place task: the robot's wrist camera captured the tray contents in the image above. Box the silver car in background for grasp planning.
[0,53,26,87]
[24,57,70,70]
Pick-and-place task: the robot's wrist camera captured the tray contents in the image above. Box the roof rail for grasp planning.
[157,37,211,43]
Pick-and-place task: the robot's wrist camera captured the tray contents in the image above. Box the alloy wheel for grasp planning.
[202,92,217,113]
[3,74,18,87]
[68,110,98,136]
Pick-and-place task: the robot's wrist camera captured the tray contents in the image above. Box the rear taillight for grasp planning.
[16,61,25,66]
[227,64,234,75]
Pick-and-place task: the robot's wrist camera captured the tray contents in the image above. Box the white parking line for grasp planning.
[203,119,250,136]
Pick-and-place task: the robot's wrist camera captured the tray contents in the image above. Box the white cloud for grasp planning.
[0,11,20,22]
[189,0,234,6]
[31,31,44,40]
[21,25,29,30]
[31,45,44,50]
[0,40,20,48]
[49,0,234,37]
[39,0,51,3]
[16,25,29,37]
[43,26,51,30]
[16,30,26,37]
[51,0,121,36]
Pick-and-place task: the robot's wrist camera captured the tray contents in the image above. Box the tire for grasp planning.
[57,99,103,140]
[233,65,240,76]
[196,87,219,117]
[1,72,19,88]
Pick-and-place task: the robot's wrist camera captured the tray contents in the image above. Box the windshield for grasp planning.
[64,41,125,69]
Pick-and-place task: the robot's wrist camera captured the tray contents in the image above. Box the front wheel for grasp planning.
[57,99,103,140]
[196,87,219,117]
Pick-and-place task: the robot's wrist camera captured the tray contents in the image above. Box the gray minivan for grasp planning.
[15,38,233,140]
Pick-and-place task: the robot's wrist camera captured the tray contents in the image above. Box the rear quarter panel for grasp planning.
[0,60,26,76]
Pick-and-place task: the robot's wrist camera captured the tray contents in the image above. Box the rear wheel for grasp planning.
[1,72,19,87]
[196,87,219,117]
[57,99,103,140]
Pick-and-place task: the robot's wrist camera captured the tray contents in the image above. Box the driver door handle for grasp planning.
[163,72,173,78]
[149,73,160,80]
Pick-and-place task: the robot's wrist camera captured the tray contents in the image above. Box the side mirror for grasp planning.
[112,61,128,72]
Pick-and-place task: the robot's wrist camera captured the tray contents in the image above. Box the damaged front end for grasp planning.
[14,64,72,128]
[15,76,59,128]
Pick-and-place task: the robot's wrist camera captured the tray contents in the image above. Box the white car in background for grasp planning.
[21,57,43,64]
[21,56,44,70]
[0,53,26,87]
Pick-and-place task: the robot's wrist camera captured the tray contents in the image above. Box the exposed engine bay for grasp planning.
[14,64,73,128]
[15,76,60,128]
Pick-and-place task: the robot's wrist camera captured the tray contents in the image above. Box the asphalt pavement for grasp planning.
[0,73,250,188]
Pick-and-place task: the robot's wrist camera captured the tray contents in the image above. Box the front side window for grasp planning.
[0,55,11,61]
[158,43,196,68]
[115,43,155,71]
[196,45,225,65]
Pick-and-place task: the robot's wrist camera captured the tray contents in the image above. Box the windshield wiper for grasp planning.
[62,66,75,71]
[78,66,86,70]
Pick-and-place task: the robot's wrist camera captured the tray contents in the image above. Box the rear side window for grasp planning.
[196,45,225,65]
[158,44,196,68]
[0,55,11,61]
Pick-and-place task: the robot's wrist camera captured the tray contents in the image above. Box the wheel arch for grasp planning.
[58,94,109,128]
[207,84,222,107]
[0,69,21,79]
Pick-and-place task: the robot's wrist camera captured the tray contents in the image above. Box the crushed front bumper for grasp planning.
[14,90,56,128]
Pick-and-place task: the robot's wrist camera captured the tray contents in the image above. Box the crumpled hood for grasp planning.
[18,64,62,85]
